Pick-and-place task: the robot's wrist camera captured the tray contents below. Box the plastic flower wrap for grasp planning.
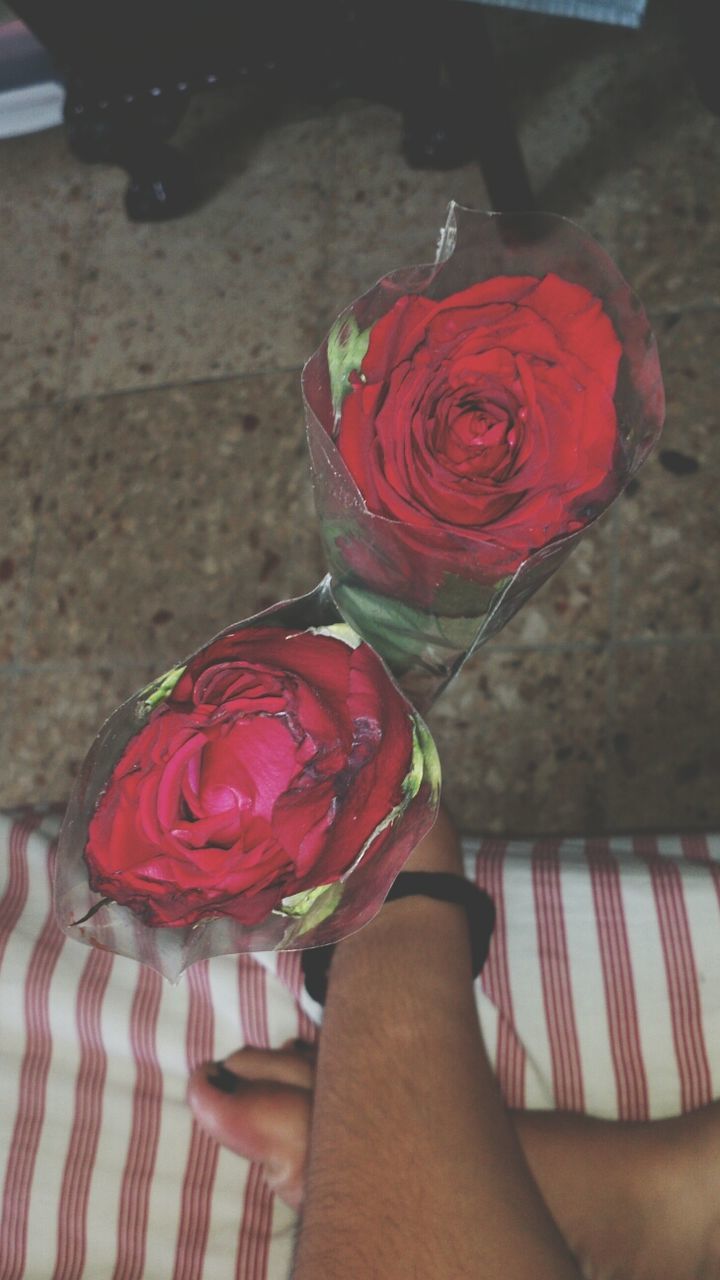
[303,204,665,710]
[54,581,440,980]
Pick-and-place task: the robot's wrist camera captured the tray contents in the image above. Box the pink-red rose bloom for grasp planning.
[336,274,623,585]
[85,626,415,928]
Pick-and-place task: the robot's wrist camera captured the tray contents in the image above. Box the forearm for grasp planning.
[293,837,583,1280]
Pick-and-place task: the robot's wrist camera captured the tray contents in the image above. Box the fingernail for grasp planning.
[206,1062,243,1094]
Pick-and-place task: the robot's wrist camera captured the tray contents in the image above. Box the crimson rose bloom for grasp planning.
[336,273,623,582]
[85,625,417,928]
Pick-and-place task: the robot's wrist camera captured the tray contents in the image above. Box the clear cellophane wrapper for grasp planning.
[303,204,665,712]
[54,581,440,980]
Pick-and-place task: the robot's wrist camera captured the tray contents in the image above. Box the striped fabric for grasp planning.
[0,814,303,1280]
[2,816,720,1278]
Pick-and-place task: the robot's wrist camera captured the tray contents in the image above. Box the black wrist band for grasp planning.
[301,872,496,1007]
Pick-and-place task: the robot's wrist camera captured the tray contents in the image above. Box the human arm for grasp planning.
[292,809,584,1280]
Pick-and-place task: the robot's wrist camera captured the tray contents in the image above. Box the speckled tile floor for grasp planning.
[2,2,719,835]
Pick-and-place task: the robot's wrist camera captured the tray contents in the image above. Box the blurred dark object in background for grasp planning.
[6,0,534,220]
[4,1,717,222]
[679,0,718,114]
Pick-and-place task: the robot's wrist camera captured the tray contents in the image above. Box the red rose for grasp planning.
[85,625,421,928]
[335,274,622,585]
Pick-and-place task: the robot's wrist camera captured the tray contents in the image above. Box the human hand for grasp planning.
[187,1039,316,1211]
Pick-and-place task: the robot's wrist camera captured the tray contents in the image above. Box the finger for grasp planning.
[187,1064,312,1209]
[218,1044,316,1089]
[279,1037,318,1062]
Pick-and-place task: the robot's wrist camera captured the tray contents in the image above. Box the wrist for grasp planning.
[328,892,474,1027]
[337,886,467,951]
[339,873,494,976]
[302,869,494,1007]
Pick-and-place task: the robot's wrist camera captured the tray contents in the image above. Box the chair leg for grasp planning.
[395,0,474,170]
[63,86,198,221]
[397,0,534,209]
[677,0,720,115]
[443,0,535,211]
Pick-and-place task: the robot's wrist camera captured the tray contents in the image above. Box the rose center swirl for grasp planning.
[429,382,526,483]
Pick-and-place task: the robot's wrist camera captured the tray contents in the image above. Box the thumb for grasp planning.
[187,1055,313,1209]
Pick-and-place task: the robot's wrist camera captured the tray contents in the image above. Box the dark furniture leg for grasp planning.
[677,0,719,115]
[398,0,534,210]
[10,0,227,220]
[385,0,471,170]
[63,85,197,221]
[443,0,535,210]
[10,0,534,220]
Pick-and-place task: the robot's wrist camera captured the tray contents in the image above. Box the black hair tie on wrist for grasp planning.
[300,872,496,1007]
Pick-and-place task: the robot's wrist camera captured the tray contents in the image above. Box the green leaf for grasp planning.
[136,664,187,715]
[409,716,442,803]
[327,314,372,419]
[334,584,438,668]
[306,622,362,649]
[334,582,484,673]
[279,881,344,937]
[402,723,423,803]
[433,570,511,617]
[322,517,356,544]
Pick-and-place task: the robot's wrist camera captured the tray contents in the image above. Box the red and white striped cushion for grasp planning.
[470,835,720,1119]
[2,813,720,1279]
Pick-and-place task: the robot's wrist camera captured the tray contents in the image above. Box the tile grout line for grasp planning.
[1,305,717,420]
[649,300,720,319]
[0,362,309,418]
[485,631,720,654]
[604,499,622,828]
[1,152,100,774]
[1,630,719,681]
[1,396,68,756]
[8,140,103,686]
[11,399,68,659]
[56,149,106,407]
[3,333,717,424]
[311,105,340,356]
